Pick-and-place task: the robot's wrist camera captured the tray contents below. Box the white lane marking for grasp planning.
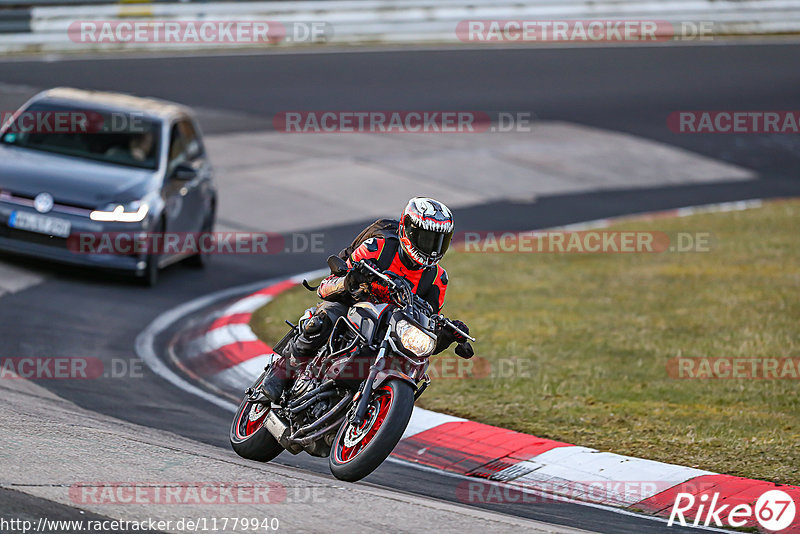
[551,199,764,232]
[221,293,273,316]
[206,323,259,348]
[675,199,762,216]
[384,457,730,533]
[0,260,46,298]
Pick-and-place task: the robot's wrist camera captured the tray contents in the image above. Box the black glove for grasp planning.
[433,319,471,355]
[450,320,470,344]
[455,342,474,359]
[344,268,370,294]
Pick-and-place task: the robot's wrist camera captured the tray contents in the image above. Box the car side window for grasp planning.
[168,123,187,169]
[168,119,203,170]
[180,120,202,160]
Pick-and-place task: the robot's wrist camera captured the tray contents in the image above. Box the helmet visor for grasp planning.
[405,219,453,259]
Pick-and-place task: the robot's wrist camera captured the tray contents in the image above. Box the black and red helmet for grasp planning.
[399,197,454,267]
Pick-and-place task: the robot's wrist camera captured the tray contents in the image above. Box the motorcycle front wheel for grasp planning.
[329,380,414,482]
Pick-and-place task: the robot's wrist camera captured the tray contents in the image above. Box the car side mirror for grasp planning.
[172,163,197,181]
[327,255,348,276]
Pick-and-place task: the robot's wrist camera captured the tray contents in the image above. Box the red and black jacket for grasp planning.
[318,218,448,312]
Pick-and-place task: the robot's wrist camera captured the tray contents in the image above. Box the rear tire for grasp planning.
[329,380,414,482]
[230,372,284,462]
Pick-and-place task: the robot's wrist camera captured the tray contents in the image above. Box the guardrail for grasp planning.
[1,0,799,53]
[0,8,31,33]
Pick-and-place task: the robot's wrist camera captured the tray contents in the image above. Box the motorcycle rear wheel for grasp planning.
[329,380,414,482]
[230,371,284,462]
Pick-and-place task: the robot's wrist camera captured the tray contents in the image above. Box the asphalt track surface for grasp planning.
[1,42,799,533]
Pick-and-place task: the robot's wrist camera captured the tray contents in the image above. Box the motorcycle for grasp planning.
[230,255,475,482]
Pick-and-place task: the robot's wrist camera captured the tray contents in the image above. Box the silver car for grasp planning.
[0,87,217,285]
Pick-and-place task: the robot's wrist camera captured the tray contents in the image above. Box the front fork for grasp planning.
[350,330,391,426]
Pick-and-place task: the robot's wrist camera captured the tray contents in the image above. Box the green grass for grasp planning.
[250,199,800,485]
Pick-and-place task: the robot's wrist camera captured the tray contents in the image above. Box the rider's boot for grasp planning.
[262,313,331,402]
[260,355,291,402]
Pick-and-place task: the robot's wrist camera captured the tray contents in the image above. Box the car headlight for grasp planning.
[396,319,436,357]
[90,200,149,222]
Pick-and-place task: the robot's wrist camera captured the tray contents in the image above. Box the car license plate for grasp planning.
[8,211,71,238]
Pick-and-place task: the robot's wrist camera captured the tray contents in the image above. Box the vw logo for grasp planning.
[34,192,54,214]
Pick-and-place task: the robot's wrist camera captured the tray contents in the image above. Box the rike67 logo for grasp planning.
[668,489,796,531]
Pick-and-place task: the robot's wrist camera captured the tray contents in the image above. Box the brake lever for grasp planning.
[437,315,477,342]
[358,260,392,286]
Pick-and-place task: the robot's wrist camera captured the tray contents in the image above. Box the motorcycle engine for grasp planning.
[309,398,331,419]
[290,375,316,399]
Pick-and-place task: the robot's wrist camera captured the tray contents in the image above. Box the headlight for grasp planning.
[396,319,436,357]
[90,200,149,222]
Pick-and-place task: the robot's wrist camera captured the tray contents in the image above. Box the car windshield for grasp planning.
[0,102,161,170]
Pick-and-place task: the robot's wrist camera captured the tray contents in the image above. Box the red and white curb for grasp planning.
[136,199,799,532]
[174,272,327,393]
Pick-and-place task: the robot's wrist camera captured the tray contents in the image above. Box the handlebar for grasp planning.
[355,260,477,343]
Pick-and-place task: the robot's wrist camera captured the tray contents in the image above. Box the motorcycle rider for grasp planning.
[262,197,474,402]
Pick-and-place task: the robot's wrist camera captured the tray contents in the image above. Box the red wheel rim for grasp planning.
[235,401,270,440]
[335,385,393,464]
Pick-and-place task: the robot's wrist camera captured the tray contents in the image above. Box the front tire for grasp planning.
[143,253,159,287]
[187,208,214,268]
[230,372,284,462]
[329,380,414,482]
[140,219,163,287]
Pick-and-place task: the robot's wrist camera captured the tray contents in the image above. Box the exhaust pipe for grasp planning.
[264,411,303,454]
